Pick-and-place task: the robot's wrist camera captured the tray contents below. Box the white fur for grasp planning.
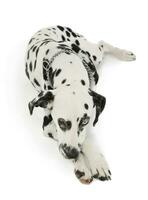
[26,26,136,184]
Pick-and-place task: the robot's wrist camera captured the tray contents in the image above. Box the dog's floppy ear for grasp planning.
[28,90,55,115]
[89,89,106,126]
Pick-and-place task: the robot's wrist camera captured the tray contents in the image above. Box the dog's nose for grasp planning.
[60,144,79,159]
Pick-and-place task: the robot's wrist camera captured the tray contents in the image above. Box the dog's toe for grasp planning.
[74,169,93,184]
[79,177,93,184]
[118,49,136,61]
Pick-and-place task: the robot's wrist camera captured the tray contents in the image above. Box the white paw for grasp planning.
[117,49,136,61]
[74,153,93,184]
[86,154,111,181]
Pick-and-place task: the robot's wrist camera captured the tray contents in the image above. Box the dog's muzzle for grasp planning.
[59,144,79,159]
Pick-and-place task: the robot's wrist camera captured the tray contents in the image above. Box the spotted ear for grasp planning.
[89,89,106,126]
[28,90,55,115]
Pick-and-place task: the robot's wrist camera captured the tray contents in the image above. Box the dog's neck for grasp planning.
[44,47,98,90]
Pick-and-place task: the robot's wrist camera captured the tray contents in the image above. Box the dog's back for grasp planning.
[25,26,91,92]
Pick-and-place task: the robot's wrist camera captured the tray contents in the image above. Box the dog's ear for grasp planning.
[89,89,106,126]
[28,90,55,115]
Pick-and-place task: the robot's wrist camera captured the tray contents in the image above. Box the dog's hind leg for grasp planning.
[98,40,136,61]
[42,108,58,141]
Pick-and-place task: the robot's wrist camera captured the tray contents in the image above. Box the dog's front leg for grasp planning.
[42,108,58,141]
[73,152,93,184]
[82,135,111,181]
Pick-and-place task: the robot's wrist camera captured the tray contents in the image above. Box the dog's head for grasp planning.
[28,85,106,160]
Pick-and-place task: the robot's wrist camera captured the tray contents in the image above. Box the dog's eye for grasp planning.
[58,118,67,131]
[79,116,90,130]
[81,117,90,126]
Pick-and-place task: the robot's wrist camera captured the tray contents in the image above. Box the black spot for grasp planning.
[48,133,53,138]
[66,27,72,32]
[28,38,34,44]
[67,38,70,41]
[58,118,67,132]
[57,44,70,51]
[34,78,40,86]
[44,84,46,90]
[77,131,80,136]
[65,51,71,55]
[47,85,52,90]
[27,50,30,60]
[38,91,44,97]
[61,79,66,84]
[99,47,102,51]
[75,40,80,46]
[81,80,85,85]
[25,63,30,79]
[50,106,53,111]
[75,170,85,179]
[46,49,49,55]
[77,117,79,122]
[32,46,37,52]
[70,61,72,64]
[61,35,65,41]
[29,62,33,71]
[43,116,50,126]
[43,115,53,129]
[36,48,39,57]
[84,103,89,110]
[34,60,37,70]
[101,45,104,48]
[57,25,64,31]
[98,176,107,181]
[44,34,49,37]
[71,31,77,37]
[66,84,70,86]
[43,68,48,81]
[93,55,97,61]
[93,173,99,179]
[71,44,80,53]
[58,118,72,131]
[86,51,90,57]
[55,69,62,77]
[57,44,69,48]
[108,170,111,175]
[48,67,56,86]
[67,121,72,130]
[93,72,99,85]
[72,91,75,95]
[66,31,70,37]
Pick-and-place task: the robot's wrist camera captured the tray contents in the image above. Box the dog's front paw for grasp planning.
[74,153,93,184]
[87,154,111,181]
[117,49,136,61]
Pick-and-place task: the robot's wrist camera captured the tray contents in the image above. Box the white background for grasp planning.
[0,0,148,199]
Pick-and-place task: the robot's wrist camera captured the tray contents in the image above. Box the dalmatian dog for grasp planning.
[25,25,136,184]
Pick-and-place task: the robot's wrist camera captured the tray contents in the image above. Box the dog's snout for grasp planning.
[60,144,79,159]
